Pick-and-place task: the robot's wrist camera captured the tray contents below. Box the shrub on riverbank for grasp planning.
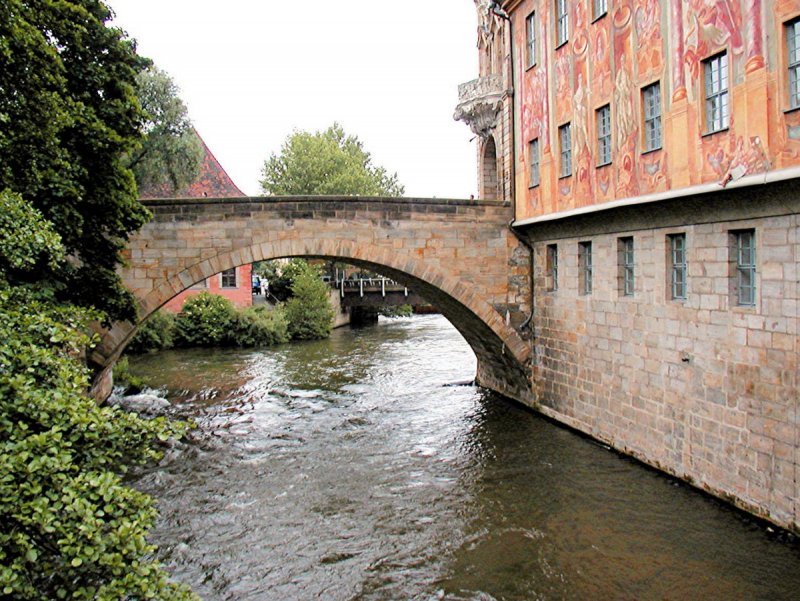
[166,292,290,349]
[173,292,236,347]
[285,264,335,340]
[233,305,290,346]
[127,310,175,353]
[0,190,196,600]
[380,304,413,318]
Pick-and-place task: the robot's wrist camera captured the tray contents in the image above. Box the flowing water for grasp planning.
[128,315,800,600]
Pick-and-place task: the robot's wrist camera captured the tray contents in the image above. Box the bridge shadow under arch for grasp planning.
[95,237,533,405]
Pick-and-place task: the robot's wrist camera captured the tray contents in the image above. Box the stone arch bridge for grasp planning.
[92,196,534,403]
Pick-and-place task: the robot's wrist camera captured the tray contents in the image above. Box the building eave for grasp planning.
[512,166,800,229]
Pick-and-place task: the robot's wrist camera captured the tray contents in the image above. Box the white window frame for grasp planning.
[643,82,662,152]
[704,52,729,133]
[579,241,592,295]
[734,230,756,306]
[788,18,800,109]
[526,12,537,69]
[529,138,540,187]
[594,0,608,20]
[596,105,612,166]
[668,234,687,301]
[556,0,569,47]
[559,123,572,178]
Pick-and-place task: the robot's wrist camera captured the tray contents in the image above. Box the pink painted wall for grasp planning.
[507,0,800,220]
[162,264,253,313]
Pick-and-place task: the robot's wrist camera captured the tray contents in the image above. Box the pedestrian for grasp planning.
[260,278,268,297]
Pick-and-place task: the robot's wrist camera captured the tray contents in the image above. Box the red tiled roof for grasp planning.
[138,129,246,199]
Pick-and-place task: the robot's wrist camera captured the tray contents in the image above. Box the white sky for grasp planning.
[108,0,479,198]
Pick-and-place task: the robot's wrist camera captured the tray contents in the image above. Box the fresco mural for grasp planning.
[509,0,800,221]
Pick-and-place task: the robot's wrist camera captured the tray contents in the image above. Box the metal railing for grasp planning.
[331,277,409,299]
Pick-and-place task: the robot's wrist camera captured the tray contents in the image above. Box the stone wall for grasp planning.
[522,181,799,531]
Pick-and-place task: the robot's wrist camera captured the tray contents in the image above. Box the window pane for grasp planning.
[527,13,536,67]
[529,139,540,186]
[669,234,687,300]
[560,124,572,176]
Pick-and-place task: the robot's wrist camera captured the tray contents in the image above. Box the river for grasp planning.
[127,314,800,600]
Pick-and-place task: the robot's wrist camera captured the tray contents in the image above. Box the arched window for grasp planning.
[482,136,499,200]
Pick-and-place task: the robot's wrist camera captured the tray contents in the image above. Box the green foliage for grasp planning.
[285,264,334,340]
[169,293,290,349]
[126,309,175,354]
[260,123,405,196]
[0,190,64,284]
[232,305,290,347]
[112,356,147,395]
[252,258,311,301]
[0,201,195,599]
[173,292,236,347]
[127,66,203,193]
[0,0,150,322]
[0,290,194,600]
[380,304,413,318]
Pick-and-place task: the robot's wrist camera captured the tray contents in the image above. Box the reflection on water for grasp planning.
[129,315,800,600]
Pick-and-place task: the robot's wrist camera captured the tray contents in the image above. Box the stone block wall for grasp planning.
[525,182,799,531]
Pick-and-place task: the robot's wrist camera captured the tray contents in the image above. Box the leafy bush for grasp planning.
[169,293,290,349]
[127,310,176,354]
[285,264,334,340]
[0,190,195,599]
[173,292,237,347]
[112,357,147,395]
[231,305,290,347]
[380,304,413,318]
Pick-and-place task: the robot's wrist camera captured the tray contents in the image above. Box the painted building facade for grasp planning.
[457,0,800,531]
[139,130,253,313]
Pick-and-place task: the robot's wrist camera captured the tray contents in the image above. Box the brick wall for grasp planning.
[525,182,799,531]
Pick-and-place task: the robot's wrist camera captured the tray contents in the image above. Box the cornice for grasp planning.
[500,0,525,13]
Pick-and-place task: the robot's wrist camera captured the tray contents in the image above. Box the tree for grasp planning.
[0,0,149,322]
[126,66,203,193]
[285,262,335,340]
[260,123,405,196]
[0,190,196,600]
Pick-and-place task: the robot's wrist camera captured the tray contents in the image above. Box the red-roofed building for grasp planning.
[140,130,254,313]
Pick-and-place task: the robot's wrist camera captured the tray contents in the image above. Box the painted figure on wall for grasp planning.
[634,0,664,78]
[614,53,640,197]
[684,0,744,89]
[593,23,612,100]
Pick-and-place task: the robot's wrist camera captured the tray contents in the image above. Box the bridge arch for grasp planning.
[94,236,532,403]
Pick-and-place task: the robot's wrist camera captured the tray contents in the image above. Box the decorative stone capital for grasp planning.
[454,75,506,138]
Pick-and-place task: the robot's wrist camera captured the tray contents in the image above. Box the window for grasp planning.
[594,0,608,19]
[529,139,540,187]
[547,244,558,291]
[559,123,572,178]
[596,105,612,166]
[668,234,687,300]
[733,230,756,306]
[642,82,662,152]
[579,241,592,295]
[526,12,537,68]
[618,237,634,296]
[788,18,800,109]
[556,0,569,46]
[221,267,237,288]
[704,53,729,133]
